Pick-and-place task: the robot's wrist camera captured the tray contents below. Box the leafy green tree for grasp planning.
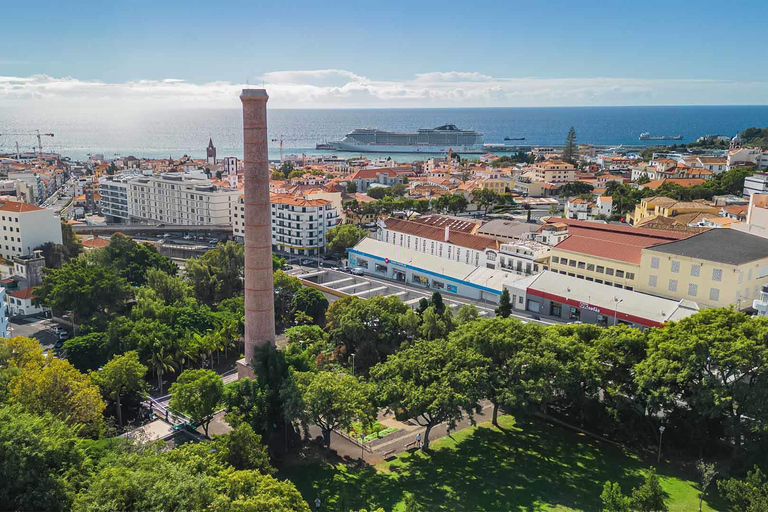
[8,358,105,435]
[695,460,717,512]
[170,369,224,437]
[0,405,90,512]
[430,291,445,314]
[63,332,111,372]
[35,259,132,324]
[326,295,417,375]
[224,378,270,436]
[471,188,501,216]
[274,271,302,328]
[600,481,632,512]
[292,287,329,326]
[719,465,768,512]
[635,308,768,449]
[100,233,177,286]
[563,127,577,163]
[451,318,561,426]
[558,181,594,198]
[145,267,191,305]
[418,306,453,341]
[454,304,479,325]
[294,371,374,448]
[326,224,368,257]
[272,253,286,271]
[346,180,358,193]
[370,337,485,450]
[92,351,147,426]
[0,336,45,402]
[432,193,468,215]
[185,242,244,304]
[631,468,668,512]
[495,288,512,318]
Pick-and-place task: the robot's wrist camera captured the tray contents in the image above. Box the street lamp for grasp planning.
[613,297,624,327]
[657,425,666,463]
[351,353,356,377]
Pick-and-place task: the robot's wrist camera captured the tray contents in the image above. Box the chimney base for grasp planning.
[236,358,256,380]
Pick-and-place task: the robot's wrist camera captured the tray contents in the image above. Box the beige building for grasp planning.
[637,229,768,308]
[531,161,577,183]
[628,196,718,226]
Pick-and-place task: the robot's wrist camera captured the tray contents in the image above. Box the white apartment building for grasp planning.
[488,240,550,275]
[728,147,768,171]
[0,201,62,261]
[231,193,341,256]
[531,161,576,184]
[744,173,768,197]
[377,217,499,268]
[100,173,240,226]
[565,196,613,221]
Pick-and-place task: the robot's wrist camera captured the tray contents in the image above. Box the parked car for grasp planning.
[58,332,69,341]
[351,267,365,276]
[301,259,312,266]
[208,238,219,244]
[283,264,293,271]
[183,234,192,240]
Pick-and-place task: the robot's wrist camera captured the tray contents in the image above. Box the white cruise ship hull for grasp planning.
[330,141,485,154]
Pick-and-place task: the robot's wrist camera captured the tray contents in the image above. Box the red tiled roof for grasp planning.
[0,201,44,213]
[383,217,499,251]
[350,168,398,180]
[82,236,110,249]
[9,287,35,300]
[548,217,690,264]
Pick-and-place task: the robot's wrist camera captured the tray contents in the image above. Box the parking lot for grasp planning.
[8,316,70,354]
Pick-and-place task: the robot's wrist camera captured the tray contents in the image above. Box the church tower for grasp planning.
[207,138,217,165]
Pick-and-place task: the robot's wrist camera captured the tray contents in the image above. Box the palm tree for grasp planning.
[174,336,198,373]
[149,345,176,395]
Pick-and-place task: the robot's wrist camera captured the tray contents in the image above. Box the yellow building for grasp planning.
[637,229,768,308]
[477,178,507,194]
[627,196,718,226]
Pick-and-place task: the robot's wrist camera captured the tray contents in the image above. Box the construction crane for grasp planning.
[0,130,54,158]
[271,136,284,161]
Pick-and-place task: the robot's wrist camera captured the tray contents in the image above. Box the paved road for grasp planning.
[8,316,64,352]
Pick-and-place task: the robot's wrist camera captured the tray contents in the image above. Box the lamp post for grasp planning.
[657,425,666,463]
[351,353,356,377]
[613,297,624,327]
[733,401,740,447]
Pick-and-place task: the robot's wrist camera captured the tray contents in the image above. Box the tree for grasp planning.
[430,291,445,314]
[451,318,557,426]
[635,308,768,450]
[563,127,577,164]
[145,267,191,305]
[631,468,668,512]
[0,336,45,403]
[495,288,512,318]
[8,358,105,435]
[346,180,358,193]
[293,371,373,448]
[63,333,111,372]
[92,351,147,426]
[272,253,286,271]
[719,465,768,512]
[35,258,132,324]
[216,423,272,473]
[224,378,270,436]
[433,193,468,215]
[170,369,224,437]
[185,242,244,304]
[418,306,453,341]
[600,481,632,512]
[0,406,89,512]
[274,271,302,328]
[558,181,594,198]
[695,460,716,512]
[293,287,329,326]
[454,304,479,325]
[326,224,368,257]
[271,170,285,180]
[370,337,485,450]
[279,161,294,178]
[471,188,501,216]
[102,233,177,286]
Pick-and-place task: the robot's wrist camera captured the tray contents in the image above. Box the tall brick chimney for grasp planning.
[238,89,275,378]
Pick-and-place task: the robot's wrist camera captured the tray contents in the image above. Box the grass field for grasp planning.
[279,415,725,511]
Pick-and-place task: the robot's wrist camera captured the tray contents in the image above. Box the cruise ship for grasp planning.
[329,124,484,153]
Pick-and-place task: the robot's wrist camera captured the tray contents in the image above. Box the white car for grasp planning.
[351,267,365,276]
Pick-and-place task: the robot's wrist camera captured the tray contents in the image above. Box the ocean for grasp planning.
[1,105,767,161]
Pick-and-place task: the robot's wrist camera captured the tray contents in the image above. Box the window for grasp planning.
[569,260,576,267]
[616,270,625,278]
[577,261,585,269]
[604,281,613,287]
[668,279,678,292]
[595,279,603,284]
[552,256,559,264]
[651,256,660,269]
[561,258,568,265]
[626,272,635,280]
[748,268,754,281]
[671,261,680,273]
[712,268,723,282]
[550,302,562,317]
[648,275,658,287]
[596,266,605,273]
[606,268,614,276]
[691,264,701,277]
[709,288,720,301]
[587,264,595,271]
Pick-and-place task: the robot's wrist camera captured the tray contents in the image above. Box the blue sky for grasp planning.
[2,0,768,108]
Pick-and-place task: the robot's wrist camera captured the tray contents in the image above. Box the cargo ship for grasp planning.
[329,124,484,153]
[639,132,683,141]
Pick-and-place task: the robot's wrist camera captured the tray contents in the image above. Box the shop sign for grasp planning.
[579,302,600,313]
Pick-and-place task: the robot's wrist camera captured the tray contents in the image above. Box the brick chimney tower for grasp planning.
[237,89,275,378]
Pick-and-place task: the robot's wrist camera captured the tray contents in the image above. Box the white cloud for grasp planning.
[0,71,766,108]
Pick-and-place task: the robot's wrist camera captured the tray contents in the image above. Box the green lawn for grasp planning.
[279,415,725,512]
